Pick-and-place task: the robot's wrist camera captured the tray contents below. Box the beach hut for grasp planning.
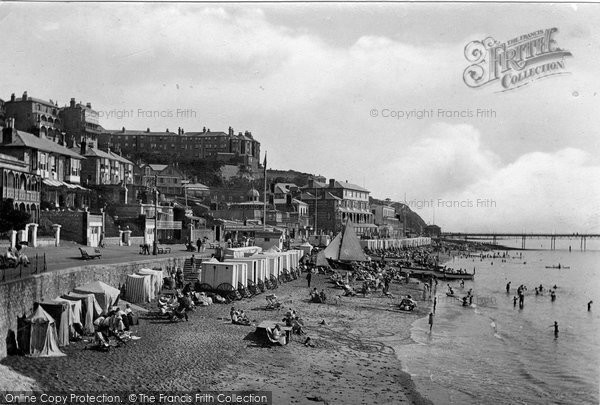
[62,292,102,335]
[73,281,120,315]
[17,306,65,357]
[137,268,164,298]
[34,301,70,347]
[125,274,153,303]
[226,257,266,284]
[199,259,248,299]
[223,246,262,259]
[292,241,313,258]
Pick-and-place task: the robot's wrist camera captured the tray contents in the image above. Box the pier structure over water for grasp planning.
[441,233,600,250]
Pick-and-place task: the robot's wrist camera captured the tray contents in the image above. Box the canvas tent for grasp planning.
[17,306,65,357]
[53,297,83,337]
[137,268,164,298]
[63,292,102,335]
[34,301,70,347]
[73,281,120,315]
[126,274,153,303]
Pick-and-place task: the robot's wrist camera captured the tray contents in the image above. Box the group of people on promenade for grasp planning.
[3,244,30,267]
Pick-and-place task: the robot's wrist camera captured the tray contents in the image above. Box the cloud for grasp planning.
[382,123,500,198]
[406,142,600,232]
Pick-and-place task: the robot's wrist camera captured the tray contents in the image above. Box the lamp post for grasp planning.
[153,174,158,255]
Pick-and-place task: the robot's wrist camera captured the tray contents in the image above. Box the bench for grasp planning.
[79,247,102,260]
[157,246,171,254]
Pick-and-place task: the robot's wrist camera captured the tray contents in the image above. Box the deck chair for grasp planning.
[265,295,281,310]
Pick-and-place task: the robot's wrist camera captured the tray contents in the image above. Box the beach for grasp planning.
[2,271,434,405]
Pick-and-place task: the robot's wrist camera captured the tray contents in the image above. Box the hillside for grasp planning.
[370,197,427,234]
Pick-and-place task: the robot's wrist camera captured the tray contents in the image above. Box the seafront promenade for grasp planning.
[1,265,435,405]
[0,242,209,282]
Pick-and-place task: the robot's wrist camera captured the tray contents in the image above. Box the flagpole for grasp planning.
[263,152,267,230]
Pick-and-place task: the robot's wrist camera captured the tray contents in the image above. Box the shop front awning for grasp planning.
[42,179,88,190]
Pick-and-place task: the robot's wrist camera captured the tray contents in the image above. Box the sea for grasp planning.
[396,238,600,405]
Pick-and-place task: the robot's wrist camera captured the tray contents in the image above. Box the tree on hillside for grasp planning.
[0,199,31,236]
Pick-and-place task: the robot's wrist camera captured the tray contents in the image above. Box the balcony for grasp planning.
[145,219,183,230]
[2,188,40,203]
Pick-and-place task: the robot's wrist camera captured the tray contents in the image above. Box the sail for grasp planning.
[338,220,368,262]
[322,232,342,260]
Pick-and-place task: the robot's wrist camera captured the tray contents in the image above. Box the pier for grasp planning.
[441,233,600,250]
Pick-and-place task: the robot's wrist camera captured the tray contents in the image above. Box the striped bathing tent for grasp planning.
[125,274,153,303]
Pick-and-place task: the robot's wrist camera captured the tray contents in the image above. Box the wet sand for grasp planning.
[2,272,435,404]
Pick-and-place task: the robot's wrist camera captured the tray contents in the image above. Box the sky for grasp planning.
[1,2,599,233]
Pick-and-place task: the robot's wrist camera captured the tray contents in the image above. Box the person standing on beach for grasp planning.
[428,312,434,332]
[513,296,518,307]
[506,281,511,294]
[588,301,593,311]
[306,270,312,288]
[433,296,437,314]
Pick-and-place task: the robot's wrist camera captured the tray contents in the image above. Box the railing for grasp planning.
[156,220,182,230]
[1,253,48,283]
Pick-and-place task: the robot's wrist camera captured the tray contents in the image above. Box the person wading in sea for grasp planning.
[550,321,559,337]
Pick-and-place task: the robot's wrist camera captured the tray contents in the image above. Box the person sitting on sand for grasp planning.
[319,290,327,303]
[232,309,250,325]
[271,324,287,345]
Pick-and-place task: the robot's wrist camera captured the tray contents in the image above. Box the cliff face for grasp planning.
[370,197,427,235]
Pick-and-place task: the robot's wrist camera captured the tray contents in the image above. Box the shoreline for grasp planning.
[1,271,436,404]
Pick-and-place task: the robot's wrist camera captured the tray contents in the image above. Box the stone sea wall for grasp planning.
[0,256,185,359]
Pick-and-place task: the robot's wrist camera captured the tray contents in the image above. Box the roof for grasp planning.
[0,152,27,168]
[73,146,133,165]
[301,180,327,189]
[7,96,57,108]
[184,183,209,191]
[292,198,308,206]
[1,127,83,159]
[330,180,369,193]
[102,129,177,136]
[274,183,298,193]
[148,164,168,172]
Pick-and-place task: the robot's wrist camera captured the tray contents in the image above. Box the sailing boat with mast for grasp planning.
[317,220,369,269]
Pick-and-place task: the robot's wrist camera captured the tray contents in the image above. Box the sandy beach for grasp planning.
[2,272,434,405]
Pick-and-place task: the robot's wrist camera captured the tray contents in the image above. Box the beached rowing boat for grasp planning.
[402,266,475,280]
[545,265,570,269]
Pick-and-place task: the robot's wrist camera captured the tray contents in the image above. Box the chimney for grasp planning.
[10,93,15,102]
[70,98,76,108]
[122,126,126,133]
[329,179,335,188]
[166,128,169,133]
[22,91,28,101]
[86,102,91,109]
[202,126,206,133]
[181,128,184,134]
[178,127,181,135]
[2,118,15,144]
[228,126,233,136]
[146,128,150,133]
[80,141,87,155]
